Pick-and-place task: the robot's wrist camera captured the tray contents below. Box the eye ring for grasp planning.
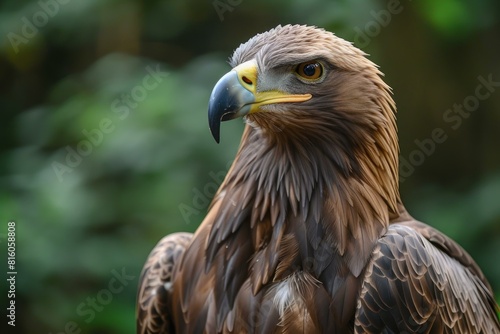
[296,61,323,81]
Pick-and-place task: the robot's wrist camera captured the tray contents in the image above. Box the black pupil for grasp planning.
[303,63,317,76]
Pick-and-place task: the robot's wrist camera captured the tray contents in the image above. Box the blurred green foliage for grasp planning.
[0,0,499,333]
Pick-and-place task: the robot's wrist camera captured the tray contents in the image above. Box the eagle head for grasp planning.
[208,24,399,217]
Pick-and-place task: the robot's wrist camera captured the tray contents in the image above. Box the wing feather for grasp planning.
[355,222,500,334]
[136,232,192,334]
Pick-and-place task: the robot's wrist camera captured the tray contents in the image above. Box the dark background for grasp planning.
[1,0,499,333]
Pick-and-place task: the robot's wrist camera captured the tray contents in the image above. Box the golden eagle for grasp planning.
[137,25,500,333]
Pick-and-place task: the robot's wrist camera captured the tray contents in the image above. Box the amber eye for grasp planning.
[296,61,323,80]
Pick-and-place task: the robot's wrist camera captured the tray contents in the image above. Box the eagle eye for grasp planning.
[296,61,323,81]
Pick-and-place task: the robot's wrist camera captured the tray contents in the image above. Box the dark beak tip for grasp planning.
[208,121,221,143]
[209,110,236,143]
[212,132,220,144]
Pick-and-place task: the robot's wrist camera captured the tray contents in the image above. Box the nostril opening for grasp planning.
[242,76,252,85]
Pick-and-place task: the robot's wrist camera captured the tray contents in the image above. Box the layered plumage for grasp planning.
[137,25,500,333]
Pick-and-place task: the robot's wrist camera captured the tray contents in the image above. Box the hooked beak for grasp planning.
[207,60,312,143]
